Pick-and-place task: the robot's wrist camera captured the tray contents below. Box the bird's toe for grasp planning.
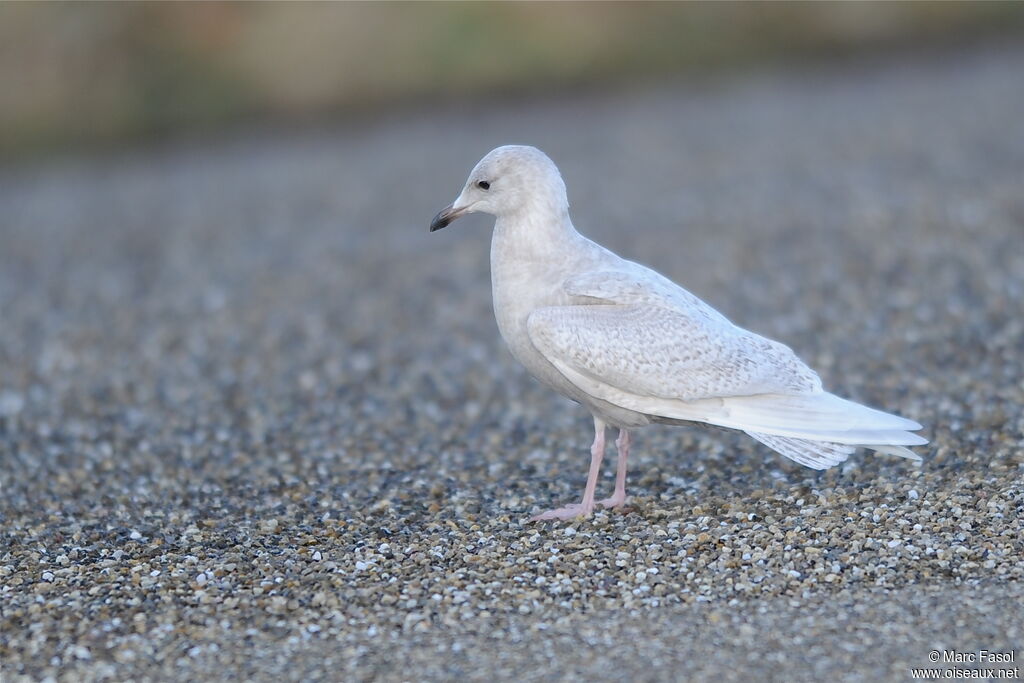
[597,494,629,510]
[529,503,592,521]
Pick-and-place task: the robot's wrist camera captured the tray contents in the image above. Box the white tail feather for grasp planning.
[748,432,924,469]
[746,432,854,469]
[868,444,922,462]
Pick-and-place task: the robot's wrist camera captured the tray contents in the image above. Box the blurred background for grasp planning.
[4,5,1024,681]
[3,2,1024,160]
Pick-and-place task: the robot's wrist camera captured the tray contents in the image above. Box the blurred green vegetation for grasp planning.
[2,2,1023,159]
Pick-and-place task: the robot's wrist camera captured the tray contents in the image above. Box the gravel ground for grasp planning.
[2,46,1023,682]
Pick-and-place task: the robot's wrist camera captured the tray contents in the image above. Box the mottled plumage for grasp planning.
[430,145,927,520]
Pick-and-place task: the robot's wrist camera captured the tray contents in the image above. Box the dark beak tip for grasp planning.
[429,206,454,233]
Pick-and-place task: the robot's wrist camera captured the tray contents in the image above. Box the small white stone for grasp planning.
[908,489,919,500]
[0,391,24,417]
[129,530,142,540]
[312,551,322,561]
[195,573,207,586]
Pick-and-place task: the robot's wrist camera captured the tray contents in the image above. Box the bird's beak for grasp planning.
[429,204,466,232]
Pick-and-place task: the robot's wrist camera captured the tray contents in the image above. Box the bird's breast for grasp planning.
[491,258,562,359]
[486,230,654,429]
[489,240,574,378]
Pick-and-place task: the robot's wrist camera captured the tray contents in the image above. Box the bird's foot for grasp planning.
[530,502,594,521]
[597,493,629,510]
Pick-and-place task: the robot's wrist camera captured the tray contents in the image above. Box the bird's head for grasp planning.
[430,145,568,232]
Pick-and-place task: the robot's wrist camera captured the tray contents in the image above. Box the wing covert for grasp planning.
[526,302,821,403]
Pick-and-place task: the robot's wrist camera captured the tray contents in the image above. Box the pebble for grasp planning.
[0,390,24,417]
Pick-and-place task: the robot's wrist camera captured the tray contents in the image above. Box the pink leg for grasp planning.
[598,429,630,509]
[531,417,606,521]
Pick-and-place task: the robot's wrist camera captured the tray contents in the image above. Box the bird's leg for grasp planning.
[598,428,630,509]
[531,417,606,521]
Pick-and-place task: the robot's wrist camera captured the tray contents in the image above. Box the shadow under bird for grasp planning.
[430,145,927,521]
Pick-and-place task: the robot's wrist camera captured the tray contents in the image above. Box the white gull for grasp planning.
[430,145,926,521]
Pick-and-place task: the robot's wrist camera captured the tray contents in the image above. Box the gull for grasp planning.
[429,145,927,521]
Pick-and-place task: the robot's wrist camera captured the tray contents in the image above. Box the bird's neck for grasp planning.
[492,203,580,264]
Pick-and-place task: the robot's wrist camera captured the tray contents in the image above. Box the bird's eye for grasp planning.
[477,180,491,190]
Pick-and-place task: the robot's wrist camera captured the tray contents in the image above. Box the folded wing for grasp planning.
[527,270,927,467]
[529,302,823,401]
